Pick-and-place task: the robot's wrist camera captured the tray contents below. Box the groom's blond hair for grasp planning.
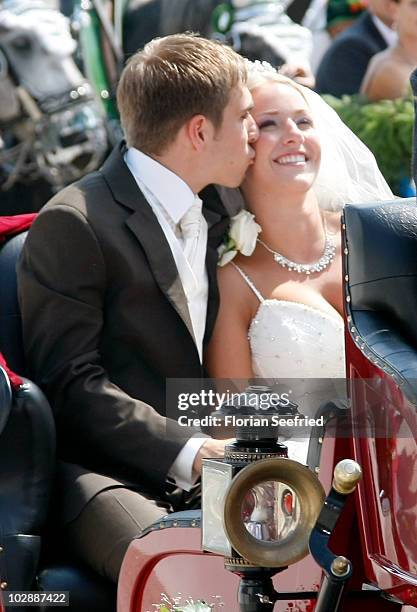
[117,33,247,154]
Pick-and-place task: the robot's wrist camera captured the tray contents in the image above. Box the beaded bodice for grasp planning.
[249,299,345,379]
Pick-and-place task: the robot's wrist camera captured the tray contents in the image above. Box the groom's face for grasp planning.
[206,83,258,188]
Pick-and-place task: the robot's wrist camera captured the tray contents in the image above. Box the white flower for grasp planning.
[217,210,262,266]
[217,243,237,267]
[229,210,262,256]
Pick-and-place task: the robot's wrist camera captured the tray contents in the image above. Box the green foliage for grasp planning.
[323,94,414,193]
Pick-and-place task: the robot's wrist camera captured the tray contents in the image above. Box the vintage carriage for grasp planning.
[0,197,416,611]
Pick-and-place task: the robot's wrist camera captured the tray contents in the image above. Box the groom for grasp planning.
[17,33,257,582]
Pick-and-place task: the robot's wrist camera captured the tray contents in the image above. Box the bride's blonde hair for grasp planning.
[246,68,310,107]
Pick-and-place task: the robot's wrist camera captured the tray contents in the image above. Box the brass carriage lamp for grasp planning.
[201,385,326,610]
[202,455,326,565]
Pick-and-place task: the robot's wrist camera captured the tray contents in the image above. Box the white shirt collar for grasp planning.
[371,13,397,47]
[125,146,197,225]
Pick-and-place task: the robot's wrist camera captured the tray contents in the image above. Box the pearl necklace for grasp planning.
[257,224,336,275]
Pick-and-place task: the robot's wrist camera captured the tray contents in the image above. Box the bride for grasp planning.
[206,64,393,435]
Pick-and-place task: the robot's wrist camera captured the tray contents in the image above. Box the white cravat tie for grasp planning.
[179,198,203,269]
[177,197,208,358]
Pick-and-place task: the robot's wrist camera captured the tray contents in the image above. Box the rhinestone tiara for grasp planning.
[245,58,280,77]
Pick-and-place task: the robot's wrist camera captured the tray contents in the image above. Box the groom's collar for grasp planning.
[124,146,198,225]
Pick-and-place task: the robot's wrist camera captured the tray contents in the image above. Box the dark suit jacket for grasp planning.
[17,143,227,523]
[315,11,388,97]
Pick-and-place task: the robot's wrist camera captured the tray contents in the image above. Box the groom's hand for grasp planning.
[192,438,234,476]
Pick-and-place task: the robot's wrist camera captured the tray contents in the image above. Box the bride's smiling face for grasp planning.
[243,81,321,194]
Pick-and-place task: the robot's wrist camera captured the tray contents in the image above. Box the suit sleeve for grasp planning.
[315,38,373,97]
[17,203,193,488]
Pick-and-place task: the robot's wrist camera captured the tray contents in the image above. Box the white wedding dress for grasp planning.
[232,263,346,464]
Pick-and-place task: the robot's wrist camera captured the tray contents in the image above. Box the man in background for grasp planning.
[315,0,397,96]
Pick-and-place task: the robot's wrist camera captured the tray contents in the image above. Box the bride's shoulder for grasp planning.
[218,258,246,291]
[217,258,258,316]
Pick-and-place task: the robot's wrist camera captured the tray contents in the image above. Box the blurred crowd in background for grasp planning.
[0,0,415,215]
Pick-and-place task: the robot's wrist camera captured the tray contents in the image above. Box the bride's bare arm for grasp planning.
[205,263,255,381]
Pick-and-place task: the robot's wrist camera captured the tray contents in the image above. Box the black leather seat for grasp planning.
[0,231,116,611]
[343,198,417,404]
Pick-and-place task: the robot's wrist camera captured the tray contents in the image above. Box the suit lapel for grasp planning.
[100,144,195,343]
[201,186,230,344]
[125,210,196,343]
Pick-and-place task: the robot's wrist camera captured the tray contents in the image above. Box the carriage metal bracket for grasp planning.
[309,487,353,612]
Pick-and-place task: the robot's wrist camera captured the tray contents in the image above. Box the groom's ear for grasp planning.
[186,114,212,151]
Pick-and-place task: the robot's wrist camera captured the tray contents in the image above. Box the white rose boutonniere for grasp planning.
[218,210,262,266]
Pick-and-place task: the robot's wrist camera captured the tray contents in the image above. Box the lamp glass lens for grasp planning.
[241,480,300,542]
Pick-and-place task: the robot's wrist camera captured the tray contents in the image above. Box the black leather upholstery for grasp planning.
[343,198,417,403]
[0,232,116,610]
[0,366,12,436]
[0,231,27,373]
[0,376,55,601]
[0,380,55,536]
